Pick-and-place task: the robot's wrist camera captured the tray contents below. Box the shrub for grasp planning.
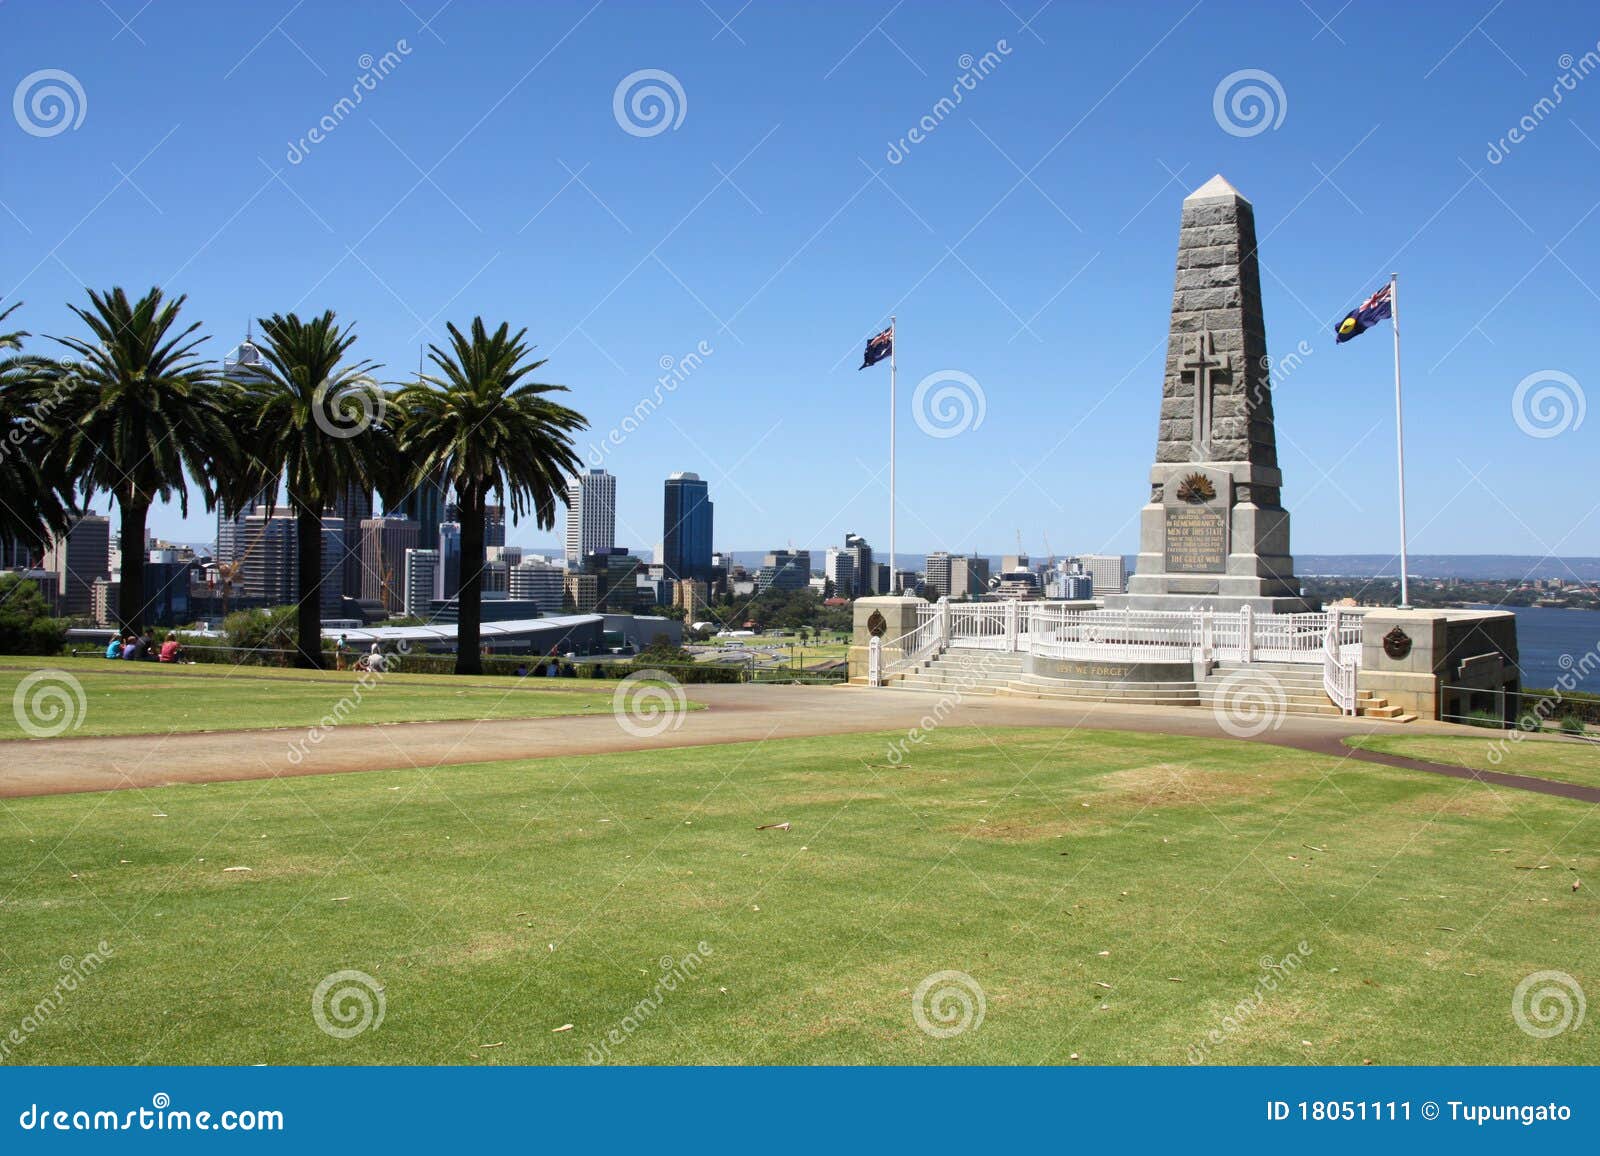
[1558,714,1588,736]
[0,575,68,655]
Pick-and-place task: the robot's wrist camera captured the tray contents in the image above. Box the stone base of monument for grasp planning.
[1103,461,1318,615]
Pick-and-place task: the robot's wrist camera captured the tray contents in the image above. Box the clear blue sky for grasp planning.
[5,0,1597,561]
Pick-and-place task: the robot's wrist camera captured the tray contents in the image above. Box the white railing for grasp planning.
[875,602,945,683]
[1322,607,1359,715]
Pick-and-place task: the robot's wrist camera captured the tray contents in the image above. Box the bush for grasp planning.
[1558,714,1588,736]
[0,575,69,655]
[1462,709,1503,729]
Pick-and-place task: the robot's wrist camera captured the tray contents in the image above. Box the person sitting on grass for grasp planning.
[159,632,183,663]
[122,633,142,660]
[105,634,123,660]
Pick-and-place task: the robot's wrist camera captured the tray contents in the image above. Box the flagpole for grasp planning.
[1390,273,1411,609]
[889,315,897,592]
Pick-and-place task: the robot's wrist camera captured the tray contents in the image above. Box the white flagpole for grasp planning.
[1390,273,1411,609]
[889,316,897,592]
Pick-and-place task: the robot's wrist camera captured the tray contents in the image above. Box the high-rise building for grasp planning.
[509,560,564,612]
[361,516,419,613]
[672,578,707,622]
[396,476,446,556]
[217,484,278,568]
[825,548,856,599]
[842,532,874,595]
[403,548,439,618]
[924,551,953,599]
[564,572,599,612]
[44,514,111,617]
[329,481,373,598]
[564,469,616,563]
[662,472,713,583]
[238,509,342,614]
[755,549,810,594]
[485,504,506,549]
[1078,554,1126,596]
[583,548,644,612]
[949,554,991,598]
[436,522,461,601]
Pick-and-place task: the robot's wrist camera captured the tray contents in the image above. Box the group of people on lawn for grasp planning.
[104,631,185,663]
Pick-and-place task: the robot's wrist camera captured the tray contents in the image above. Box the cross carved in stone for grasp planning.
[1179,330,1231,458]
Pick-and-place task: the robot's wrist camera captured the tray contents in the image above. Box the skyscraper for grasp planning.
[396,475,446,555]
[1078,554,1126,596]
[44,514,111,617]
[437,522,461,601]
[565,469,615,563]
[403,548,439,618]
[662,472,713,583]
[361,516,419,614]
[755,549,810,594]
[329,481,373,599]
[824,548,856,599]
[924,552,954,599]
[843,532,874,595]
[484,504,506,549]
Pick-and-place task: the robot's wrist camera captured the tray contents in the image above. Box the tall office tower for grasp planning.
[843,532,874,594]
[824,548,856,599]
[360,516,420,614]
[662,472,713,582]
[1078,554,1127,596]
[924,551,954,599]
[754,549,811,594]
[484,504,506,549]
[509,560,565,612]
[236,509,343,614]
[43,514,111,617]
[217,483,278,568]
[396,475,446,556]
[329,481,373,598]
[403,549,440,618]
[672,578,707,622]
[949,554,991,598]
[436,522,462,601]
[1,532,33,569]
[564,469,616,563]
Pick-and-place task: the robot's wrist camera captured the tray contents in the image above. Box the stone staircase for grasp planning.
[882,647,1414,722]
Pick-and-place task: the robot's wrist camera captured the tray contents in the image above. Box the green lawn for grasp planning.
[0,656,696,740]
[1,726,1593,1065]
[1347,732,1600,789]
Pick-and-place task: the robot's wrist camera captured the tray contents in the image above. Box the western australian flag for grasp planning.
[859,325,893,369]
[1334,283,1393,343]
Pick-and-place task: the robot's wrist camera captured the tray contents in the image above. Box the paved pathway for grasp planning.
[3,684,1594,803]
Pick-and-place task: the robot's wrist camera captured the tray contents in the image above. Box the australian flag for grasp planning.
[1334,283,1393,343]
[859,324,893,369]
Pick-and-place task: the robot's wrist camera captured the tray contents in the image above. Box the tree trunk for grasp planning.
[294,498,325,669]
[455,485,485,676]
[116,497,150,632]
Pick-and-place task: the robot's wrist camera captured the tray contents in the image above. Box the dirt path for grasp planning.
[3,684,1594,803]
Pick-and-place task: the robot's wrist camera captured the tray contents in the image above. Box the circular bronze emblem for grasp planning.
[867,610,887,638]
[1382,626,1413,660]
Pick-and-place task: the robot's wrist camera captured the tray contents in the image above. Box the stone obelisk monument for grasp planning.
[1105,174,1314,614]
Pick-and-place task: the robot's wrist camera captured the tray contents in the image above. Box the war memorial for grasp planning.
[852,176,1521,726]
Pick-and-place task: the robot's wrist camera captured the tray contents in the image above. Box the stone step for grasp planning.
[1013,674,1197,692]
[1361,704,1407,719]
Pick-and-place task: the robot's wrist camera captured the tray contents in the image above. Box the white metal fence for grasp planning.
[876,599,1363,711]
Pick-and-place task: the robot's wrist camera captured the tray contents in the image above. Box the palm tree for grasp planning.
[43,288,232,630]
[392,319,586,675]
[229,312,383,668]
[0,302,77,560]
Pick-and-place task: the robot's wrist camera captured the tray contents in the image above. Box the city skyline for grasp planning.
[7,3,1598,565]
